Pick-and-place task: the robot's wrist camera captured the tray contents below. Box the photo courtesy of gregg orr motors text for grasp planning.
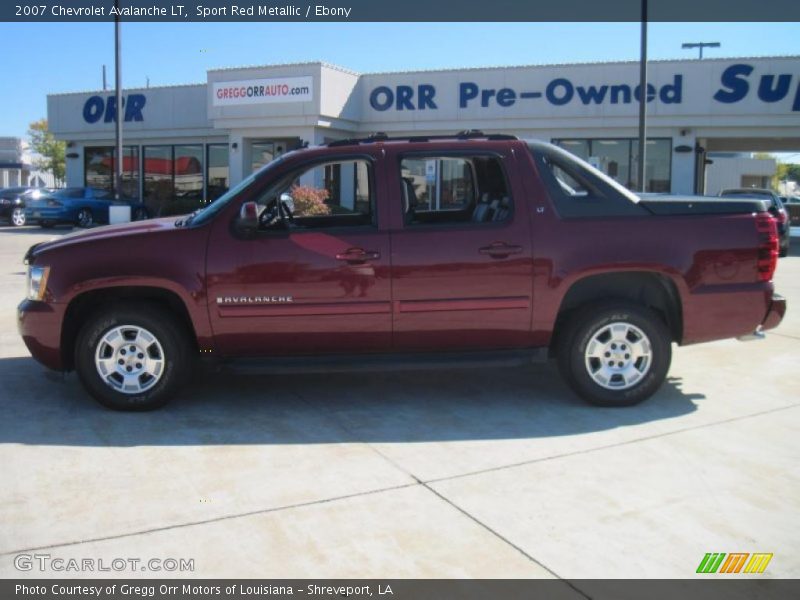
[15,584,391,597]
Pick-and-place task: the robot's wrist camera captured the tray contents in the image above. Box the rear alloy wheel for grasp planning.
[75,305,193,410]
[76,208,93,228]
[558,302,672,407]
[11,207,26,227]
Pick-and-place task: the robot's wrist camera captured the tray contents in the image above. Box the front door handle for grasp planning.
[479,242,523,259]
[335,248,381,264]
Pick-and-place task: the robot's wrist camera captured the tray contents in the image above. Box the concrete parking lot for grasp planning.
[0,224,798,581]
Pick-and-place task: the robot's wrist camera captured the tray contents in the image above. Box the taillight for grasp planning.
[755,213,778,282]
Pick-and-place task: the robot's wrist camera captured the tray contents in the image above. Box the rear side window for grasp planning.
[531,147,647,218]
[399,155,512,226]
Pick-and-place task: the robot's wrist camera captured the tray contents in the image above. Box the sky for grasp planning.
[0,21,798,141]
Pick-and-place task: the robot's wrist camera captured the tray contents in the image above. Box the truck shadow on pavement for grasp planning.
[0,356,705,447]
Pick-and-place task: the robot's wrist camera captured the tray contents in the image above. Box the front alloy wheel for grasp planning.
[94,325,166,394]
[75,304,193,410]
[11,207,26,226]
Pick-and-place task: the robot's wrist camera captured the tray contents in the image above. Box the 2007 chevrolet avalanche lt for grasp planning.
[18,134,786,410]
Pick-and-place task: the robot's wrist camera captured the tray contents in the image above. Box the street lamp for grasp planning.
[681,42,721,60]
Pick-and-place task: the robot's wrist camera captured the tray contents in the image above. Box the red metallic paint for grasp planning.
[18,138,784,373]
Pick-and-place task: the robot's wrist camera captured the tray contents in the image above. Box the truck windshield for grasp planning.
[189,153,292,226]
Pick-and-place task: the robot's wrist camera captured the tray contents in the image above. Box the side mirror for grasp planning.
[235,201,259,235]
[279,192,295,215]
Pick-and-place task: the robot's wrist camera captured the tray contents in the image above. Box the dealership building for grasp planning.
[47,55,800,214]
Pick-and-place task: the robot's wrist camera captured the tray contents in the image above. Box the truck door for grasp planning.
[387,146,534,350]
[205,152,392,356]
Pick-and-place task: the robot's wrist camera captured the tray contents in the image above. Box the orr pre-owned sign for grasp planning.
[365,61,800,115]
[212,76,313,106]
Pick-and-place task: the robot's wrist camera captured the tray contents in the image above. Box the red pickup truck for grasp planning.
[18,134,786,411]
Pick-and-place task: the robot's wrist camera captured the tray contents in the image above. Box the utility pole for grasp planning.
[102,65,107,90]
[114,0,123,200]
[637,0,648,193]
[681,42,721,59]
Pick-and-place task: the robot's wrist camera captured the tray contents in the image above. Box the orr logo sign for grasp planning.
[82,94,146,124]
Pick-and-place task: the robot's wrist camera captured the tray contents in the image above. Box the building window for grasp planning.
[142,146,173,214]
[84,146,139,197]
[554,138,672,193]
[174,145,203,201]
[251,139,301,173]
[207,144,229,201]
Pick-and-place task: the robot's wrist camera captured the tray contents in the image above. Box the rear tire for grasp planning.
[76,208,93,228]
[557,302,672,407]
[74,304,194,411]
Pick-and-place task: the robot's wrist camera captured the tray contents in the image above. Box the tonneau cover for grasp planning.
[638,195,769,216]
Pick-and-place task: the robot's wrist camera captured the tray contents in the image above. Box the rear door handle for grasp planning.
[335,248,381,264]
[479,243,523,259]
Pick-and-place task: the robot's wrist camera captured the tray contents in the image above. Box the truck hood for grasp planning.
[25,217,182,261]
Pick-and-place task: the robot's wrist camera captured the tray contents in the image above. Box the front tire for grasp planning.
[557,302,672,407]
[74,304,193,410]
[11,207,26,227]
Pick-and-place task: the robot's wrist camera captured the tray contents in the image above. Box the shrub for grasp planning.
[290,184,331,216]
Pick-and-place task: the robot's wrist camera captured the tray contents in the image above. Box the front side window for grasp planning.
[257,159,373,230]
[399,155,511,226]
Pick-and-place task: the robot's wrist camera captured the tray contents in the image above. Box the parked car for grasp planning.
[719,188,790,256]
[19,134,785,411]
[779,195,800,226]
[24,187,149,228]
[0,186,49,227]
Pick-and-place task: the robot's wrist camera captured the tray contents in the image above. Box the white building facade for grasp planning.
[47,56,800,214]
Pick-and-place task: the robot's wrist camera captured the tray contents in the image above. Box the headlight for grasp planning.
[27,266,50,301]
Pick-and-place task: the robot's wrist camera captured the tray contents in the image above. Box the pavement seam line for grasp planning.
[421,482,592,600]
[298,392,590,597]
[0,482,418,557]
[426,402,800,485]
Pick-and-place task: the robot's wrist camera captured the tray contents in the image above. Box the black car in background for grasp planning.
[719,188,790,257]
[0,186,50,227]
[780,195,800,227]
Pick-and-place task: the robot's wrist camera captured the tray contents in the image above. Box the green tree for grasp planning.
[777,162,800,183]
[27,119,65,185]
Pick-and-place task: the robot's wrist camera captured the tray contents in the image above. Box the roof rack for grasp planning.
[326,130,518,147]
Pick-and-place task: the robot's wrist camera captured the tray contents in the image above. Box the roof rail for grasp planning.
[326,130,518,147]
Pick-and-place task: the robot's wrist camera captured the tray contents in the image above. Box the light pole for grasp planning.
[681,42,720,60]
[114,0,123,200]
[637,0,648,193]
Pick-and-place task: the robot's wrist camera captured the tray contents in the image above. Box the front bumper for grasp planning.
[17,299,65,370]
[762,293,786,331]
